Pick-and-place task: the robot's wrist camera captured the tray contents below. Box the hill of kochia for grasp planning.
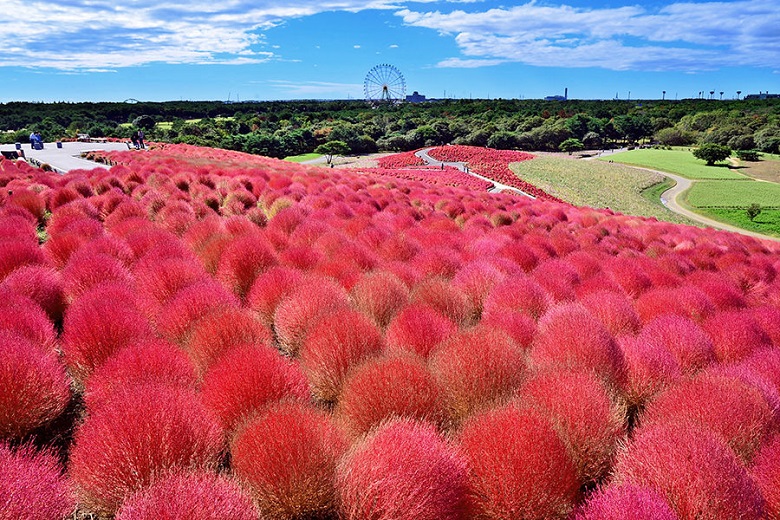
[1,144,780,519]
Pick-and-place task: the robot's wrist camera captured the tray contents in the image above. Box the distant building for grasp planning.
[405,91,427,103]
[744,92,779,100]
[544,88,568,101]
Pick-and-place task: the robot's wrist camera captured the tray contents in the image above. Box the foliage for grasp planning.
[746,203,762,221]
[736,149,761,161]
[692,143,732,165]
[559,137,585,154]
[315,140,350,164]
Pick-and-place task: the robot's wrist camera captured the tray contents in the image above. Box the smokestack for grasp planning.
[564,88,568,100]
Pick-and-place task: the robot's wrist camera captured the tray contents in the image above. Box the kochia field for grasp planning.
[1,144,780,520]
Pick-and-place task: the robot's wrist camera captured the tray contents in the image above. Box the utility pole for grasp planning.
[662,90,666,100]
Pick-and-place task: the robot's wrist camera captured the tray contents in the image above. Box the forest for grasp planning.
[1,98,778,158]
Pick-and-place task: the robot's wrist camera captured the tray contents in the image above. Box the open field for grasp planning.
[696,208,780,238]
[685,180,780,207]
[603,149,748,180]
[283,153,322,163]
[510,156,695,225]
[730,155,780,183]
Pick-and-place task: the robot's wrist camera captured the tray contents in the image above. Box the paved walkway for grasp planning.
[415,148,534,198]
[0,141,130,173]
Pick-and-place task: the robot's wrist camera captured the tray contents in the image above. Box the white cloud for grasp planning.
[266,80,363,97]
[354,45,362,49]
[397,0,780,72]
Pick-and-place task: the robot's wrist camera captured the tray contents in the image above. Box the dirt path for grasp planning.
[623,165,780,243]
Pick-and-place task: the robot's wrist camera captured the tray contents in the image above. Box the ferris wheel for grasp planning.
[364,64,406,103]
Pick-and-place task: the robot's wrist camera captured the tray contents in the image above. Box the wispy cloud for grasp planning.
[266,80,363,97]
[397,0,780,72]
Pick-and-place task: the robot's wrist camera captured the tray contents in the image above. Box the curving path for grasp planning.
[623,164,780,243]
[415,148,534,198]
[0,141,130,173]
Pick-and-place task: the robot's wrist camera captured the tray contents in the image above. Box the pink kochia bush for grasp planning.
[114,471,258,520]
[336,353,448,438]
[336,418,469,520]
[231,401,347,519]
[350,270,410,328]
[299,309,384,404]
[457,403,580,519]
[0,331,71,440]
[69,385,223,517]
[384,303,457,359]
[612,423,766,520]
[0,444,74,520]
[201,344,310,434]
[752,434,780,519]
[574,484,679,520]
[1,265,66,323]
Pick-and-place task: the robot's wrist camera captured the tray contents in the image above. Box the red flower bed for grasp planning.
[1,144,779,517]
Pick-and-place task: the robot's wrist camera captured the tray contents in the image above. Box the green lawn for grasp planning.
[696,208,780,237]
[510,156,695,225]
[284,153,322,163]
[685,180,780,208]
[603,149,748,180]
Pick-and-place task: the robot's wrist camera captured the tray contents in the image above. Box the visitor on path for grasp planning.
[29,132,36,148]
[138,130,145,149]
[131,131,140,149]
[30,132,43,150]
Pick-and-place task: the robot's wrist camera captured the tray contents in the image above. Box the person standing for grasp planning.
[131,131,139,149]
[138,130,145,149]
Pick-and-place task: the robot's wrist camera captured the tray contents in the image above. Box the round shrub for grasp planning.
[639,373,776,462]
[247,266,305,328]
[701,310,772,363]
[430,326,526,425]
[617,336,682,408]
[185,307,273,374]
[579,290,641,337]
[69,385,223,517]
[1,266,66,323]
[634,286,714,324]
[574,484,678,520]
[155,279,239,344]
[132,255,208,307]
[336,353,448,438]
[337,418,468,520]
[273,278,351,356]
[451,261,506,322]
[638,315,715,375]
[350,270,411,328]
[62,250,134,302]
[115,471,258,520]
[480,309,537,350]
[232,401,347,519]
[0,332,71,441]
[612,423,765,520]
[458,403,580,519]
[0,240,46,281]
[0,289,58,353]
[83,340,198,413]
[482,275,550,321]
[216,232,278,300]
[0,444,74,520]
[530,304,625,386]
[201,344,309,434]
[520,370,627,485]
[411,278,475,328]
[385,304,457,359]
[299,309,384,404]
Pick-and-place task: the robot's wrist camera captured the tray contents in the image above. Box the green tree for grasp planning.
[132,115,157,131]
[746,203,762,222]
[315,140,350,165]
[692,143,731,165]
[559,138,584,154]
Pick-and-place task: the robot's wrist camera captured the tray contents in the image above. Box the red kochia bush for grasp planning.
[574,484,678,520]
[62,250,134,302]
[0,444,74,520]
[83,340,198,413]
[61,283,155,382]
[458,403,580,519]
[69,385,223,517]
[638,315,715,375]
[612,423,765,520]
[201,344,309,434]
[482,275,550,321]
[232,401,347,520]
[299,309,384,404]
[530,304,625,386]
[579,290,642,337]
[215,232,278,300]
[273,278,352,356]
[337,419,468,520]
[634,286,715,324]
[385,304,458,359]
[115,471,258,520]
[752,434,780,519]
[617,336,682,408]
[639,374,776,462]
[0,289,58,352]
[1,265,66,323]
[155,279,239,344]
[133,256,208,307]
[185,307,273,374]
[701,310,772,363]
[520,370,627,485]
[411,278,475,328]
[350,270,411,328]
[430,326,526,425]
[336,353,448,438]
[0,240,46,281]
[0,332,71,440]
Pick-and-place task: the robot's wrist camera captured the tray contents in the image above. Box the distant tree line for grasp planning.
[1,98,778,158]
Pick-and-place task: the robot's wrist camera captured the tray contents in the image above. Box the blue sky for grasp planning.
[0,0,778,102]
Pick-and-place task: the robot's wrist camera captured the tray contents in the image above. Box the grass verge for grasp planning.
[685,180,780,207]
[603,149,748,180]
[284,153,322,163]
[695,208,780,237]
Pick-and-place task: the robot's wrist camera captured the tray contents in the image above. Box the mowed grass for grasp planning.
[685,180,780,207]
[696,208,780,237]
[284,153,322,163]
[603,149,748,180]
[510,156,695,225]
